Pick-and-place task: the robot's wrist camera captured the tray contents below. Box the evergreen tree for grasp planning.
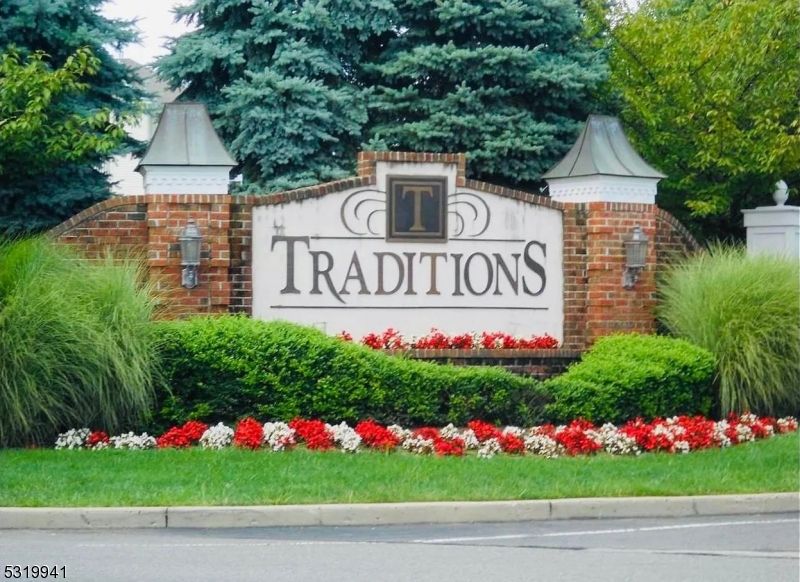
[0,0,145,234]
[158,0,398,192]
[366,0,607,189]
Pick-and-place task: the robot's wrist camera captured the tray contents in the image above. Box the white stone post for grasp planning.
[742,181,800,259]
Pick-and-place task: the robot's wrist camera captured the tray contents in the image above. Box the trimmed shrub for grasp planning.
[543,334,714,424]
[657,245,800,416]
[0,238,159,446]
[151,316,549,431]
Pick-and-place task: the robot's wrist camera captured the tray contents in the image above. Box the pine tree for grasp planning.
[158,0,398,192]
[0,0,145,234]
[366,0,607,189]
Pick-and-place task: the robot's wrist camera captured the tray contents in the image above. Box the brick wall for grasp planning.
[52,194,234,316]
[388,348,582,380]
[49,152,697,350]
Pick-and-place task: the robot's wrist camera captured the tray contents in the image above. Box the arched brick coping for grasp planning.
[49,150,697,350]
[655,207,701,253]
[47,194,150,239]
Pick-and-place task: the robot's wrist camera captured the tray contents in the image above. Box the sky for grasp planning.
[101,0,195,66]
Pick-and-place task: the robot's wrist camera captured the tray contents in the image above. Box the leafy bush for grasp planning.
[543,334,714,424]
[151,316,549,431]
[657,245,800,416]
[0,238,160,446]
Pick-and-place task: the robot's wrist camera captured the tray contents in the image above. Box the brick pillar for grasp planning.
[543,116,667,346]
[584,202,658,343]
[146,195,232,316]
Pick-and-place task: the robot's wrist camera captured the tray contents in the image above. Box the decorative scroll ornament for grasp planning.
[340,189,387,236]
[447,192,491,238]
[340,189,491,238]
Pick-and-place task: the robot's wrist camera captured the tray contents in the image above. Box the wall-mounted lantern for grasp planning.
[623,225,648,289]
[179,220,203,289]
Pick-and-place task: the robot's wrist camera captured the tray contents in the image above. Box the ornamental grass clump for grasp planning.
[657,244,800,416]
[0,238,160,447]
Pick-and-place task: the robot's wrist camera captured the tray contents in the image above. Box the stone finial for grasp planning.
[136,102,237,195]
[773,180,789,206]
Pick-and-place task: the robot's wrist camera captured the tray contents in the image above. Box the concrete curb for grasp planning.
[1,493,797,529]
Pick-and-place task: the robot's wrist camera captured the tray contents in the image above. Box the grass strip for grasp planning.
[1,434,797,507]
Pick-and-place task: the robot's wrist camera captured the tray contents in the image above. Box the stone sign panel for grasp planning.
[252,161,564,340]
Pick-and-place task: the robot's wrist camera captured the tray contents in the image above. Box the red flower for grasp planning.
[157,427,192,449]
[467,420,502,442]
[413,427,441,441]
[355,420,399,450]
[499,433,525,454]
[289,418,335,450]
[555,420,602,456]
[182,421,208,443]
[434,437,465,456]
[156,420,208,449]
[350,329,559,350]
[86,431,109,448]
[233,417,264,450]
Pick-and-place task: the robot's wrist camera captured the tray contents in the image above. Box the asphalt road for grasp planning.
[1,513,797,582]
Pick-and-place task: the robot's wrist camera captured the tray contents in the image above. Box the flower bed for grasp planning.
[337,328,560,350]
[55,414,798,459]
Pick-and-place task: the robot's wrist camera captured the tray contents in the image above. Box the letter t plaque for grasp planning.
[386,176,447,242]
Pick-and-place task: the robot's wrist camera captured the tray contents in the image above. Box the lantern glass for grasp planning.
[624,226,648,269]
[179,220,202,266]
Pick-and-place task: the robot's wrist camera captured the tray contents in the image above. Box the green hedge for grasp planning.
[543,334,714,425]
[150,316,550,431]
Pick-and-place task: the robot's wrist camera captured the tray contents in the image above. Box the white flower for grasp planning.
[523,433,563,458]
[55,428,90,450]
[388,424,412,443]
[436,424,480,449]
[402,436,434,455]
[460,429,480,450]
[477,437,502,459]
[327,422,362,453]
[439,423,460,440]
[739,413,758,425]
[263,422,296,451]
[110,432,156,450]
[594,423,640,455]
[673,440,690,454]
[711,421,732,448]
[652,423,678,446]
[200,423,234,450]
[735,424,754,443]
[90,441,109,450]
[777,417,799,433]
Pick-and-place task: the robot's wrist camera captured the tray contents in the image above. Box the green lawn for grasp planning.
[1,434,797,507]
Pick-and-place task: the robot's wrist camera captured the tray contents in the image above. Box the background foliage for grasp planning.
[365,0,607,189]
[587,0,800,241]
[0,0,145,235]
[542,333,715,425]
[0,48,128,180]
[657,245,800,417]
[159,0,606,193]
[158,0,398,192]
[0,238,160,447]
